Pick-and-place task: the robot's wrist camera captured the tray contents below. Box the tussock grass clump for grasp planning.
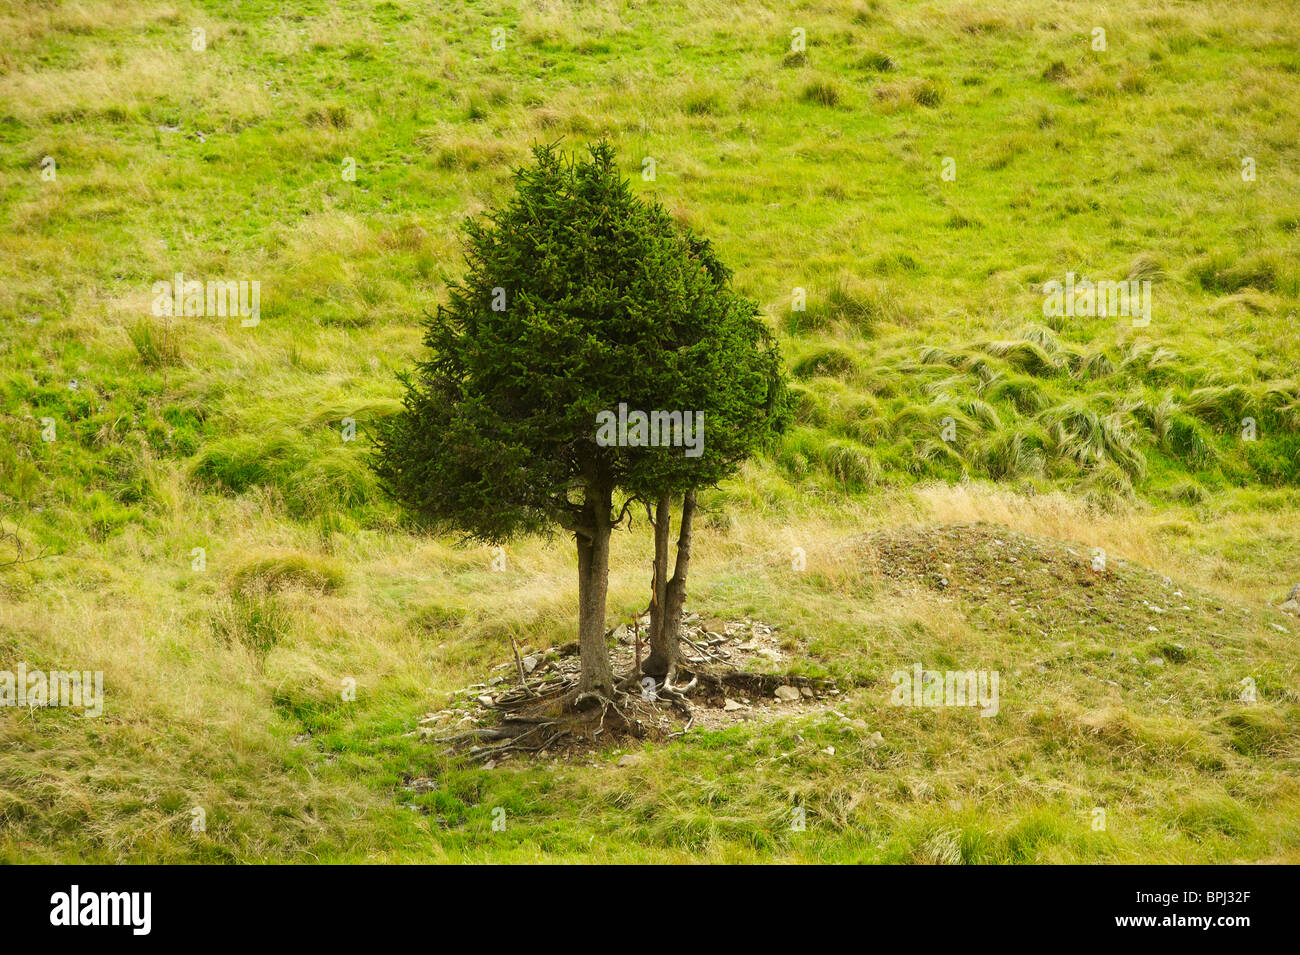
[427,136,519,171]
[228,550,346,597]
[1184,384,1259,431]
[874,79,945,110]
[1041,60,1070,83]
[305,104,352,129]
[821,439,880,488]
[792,344,860,380]
[779,428,879,488]
[1162,412,1217,467]
[1039,402,1146,480]
[1164,479,1208,504]
[682,85,724,115]
[910,79,945,108]
[856,51,896,72]
[979,339,1060,377]
[1126,253,1165,282]
[1070,349,1116,380]
[1189,251,1281,294]
[191,430,380,517]
[1217,707,1292,757]
[1119,342,1181,383]
[128,318,182,367]
[783,276,900,335]
[985,374,1050,413]
[1170,796,1253,841]
[211,593,294,655]
[972,427,1047,479]
[800,78,841,107]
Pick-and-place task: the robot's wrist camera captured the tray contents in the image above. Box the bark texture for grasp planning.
[575,481,615,695]
[643,490,696,680]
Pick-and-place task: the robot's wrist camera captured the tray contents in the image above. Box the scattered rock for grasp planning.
[1280,598,1300,616]
[773,685,801,702]
[476,695,494,707]
[522,655,539,673]
[822,746,836,756]
[865,731,884,748]
[617,753,644,768]
[799,686,814,699]
[723,699,744,712]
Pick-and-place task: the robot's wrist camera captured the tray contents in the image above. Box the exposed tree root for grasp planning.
[437,657,836,761]
[439,683,658,762]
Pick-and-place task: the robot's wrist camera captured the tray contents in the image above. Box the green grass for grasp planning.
[1,0,1299,863]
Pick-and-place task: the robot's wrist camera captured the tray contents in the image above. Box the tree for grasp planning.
[373,141,786,703]
[632,237,789,682]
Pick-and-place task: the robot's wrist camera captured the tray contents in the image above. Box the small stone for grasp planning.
[774,685,801,702]
[617,753,643,768]
[866,731,884,748]
[1280,598,1300,616]
[476,695,494,706]
[800,686,814,699]
[822,746,835,756]
[522,655,539,673]
[723,699,744,712]
[1147,657,1164,667]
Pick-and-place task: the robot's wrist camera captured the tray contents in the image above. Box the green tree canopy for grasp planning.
[373,141,788,694]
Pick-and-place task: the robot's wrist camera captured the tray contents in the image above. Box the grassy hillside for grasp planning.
[1,0,1298,862]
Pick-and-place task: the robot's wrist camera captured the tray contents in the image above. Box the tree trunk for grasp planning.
[575,482,615,695]
[642,495,673,678]
[645,490,696,681]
